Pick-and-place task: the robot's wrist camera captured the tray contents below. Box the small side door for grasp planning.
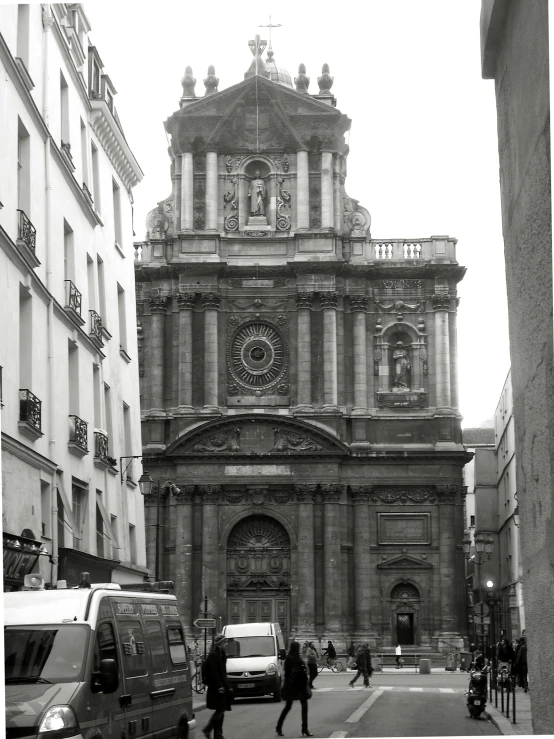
[145,619,175,738]
[117,619,153,737]
[85,620,124,739]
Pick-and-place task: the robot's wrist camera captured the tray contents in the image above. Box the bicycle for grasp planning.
[317,656,344,673]
[192,666,206,693]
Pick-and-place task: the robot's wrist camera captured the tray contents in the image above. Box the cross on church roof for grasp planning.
[259,15,282,48]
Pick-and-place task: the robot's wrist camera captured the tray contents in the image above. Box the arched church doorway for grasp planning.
[391,583,420,646]
[226,515,291,642]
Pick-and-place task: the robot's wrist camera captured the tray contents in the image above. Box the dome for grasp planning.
[265,49,293,88]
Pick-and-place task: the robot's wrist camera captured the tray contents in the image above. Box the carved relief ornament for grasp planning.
[294,484,317,503]
[198,485,221,504]
[370,489,436,505]
[201,293,221,310]
[320,292,339,309]
[149,296,168,313]
[432,292,451,310]
[321,483,342,503]
[271,428,323,453]
[177,293,195,310]
[350,485,373,504]
[295,292,314,309]
[192,428,241,453]
[349,296,368,312]
[435,484,460,503]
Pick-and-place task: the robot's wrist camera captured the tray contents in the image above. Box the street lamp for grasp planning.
[138,472,180,581]
[463,530,494,653]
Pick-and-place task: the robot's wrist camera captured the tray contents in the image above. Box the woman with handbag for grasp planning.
[276,641,313,737]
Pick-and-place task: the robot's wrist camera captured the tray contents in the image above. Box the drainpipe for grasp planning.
[42,5,58,584]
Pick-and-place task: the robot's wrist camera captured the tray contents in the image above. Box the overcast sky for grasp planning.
[84,0,511,428]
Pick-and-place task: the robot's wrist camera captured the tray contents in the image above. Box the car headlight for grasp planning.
[266,663,277,675]
[38,705,79,738]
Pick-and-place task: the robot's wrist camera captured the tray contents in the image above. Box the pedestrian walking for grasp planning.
[322,640,336,667]
[275,641,313,737]
[395,644,402,668]
[202,634,232,739]
[305,642,319,689]
[514,637,528,691]
[348,644,371,688]
[347,640,356,669]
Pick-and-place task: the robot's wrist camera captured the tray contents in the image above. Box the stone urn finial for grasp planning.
[295,63,310,93]
[181,65,196,97]
[204,65,219,96]
[318,63,334,95]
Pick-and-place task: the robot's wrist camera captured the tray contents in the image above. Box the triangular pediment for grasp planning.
[165,414,349,457]
[377,555,433,570]
[165,75,350,155]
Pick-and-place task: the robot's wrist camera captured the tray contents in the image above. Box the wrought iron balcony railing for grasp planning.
[19,389,41,431]
[89,310,103,343]
[17,209,37,253]
[69,415,88,452]
[64,280,82,316]
[94,430,109,459]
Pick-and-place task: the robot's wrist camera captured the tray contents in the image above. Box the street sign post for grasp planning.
[194,618,217,629]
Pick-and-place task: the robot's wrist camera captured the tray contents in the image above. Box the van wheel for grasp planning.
[176,719,189,739]
[273,682,282,702]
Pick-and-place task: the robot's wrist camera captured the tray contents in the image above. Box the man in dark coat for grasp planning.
[514,637,528,691]
[322,640,336,667]
[202,634,232,739]
[348,644,371,688]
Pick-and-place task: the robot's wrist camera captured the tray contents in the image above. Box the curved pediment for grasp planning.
[165,414,349,457]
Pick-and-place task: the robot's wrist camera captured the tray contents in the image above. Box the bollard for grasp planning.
[419,658,431,675]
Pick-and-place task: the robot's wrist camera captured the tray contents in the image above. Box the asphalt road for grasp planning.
[197,671,500,738]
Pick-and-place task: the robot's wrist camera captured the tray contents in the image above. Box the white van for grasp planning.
[4,576,196,739]
[222,622,286,701]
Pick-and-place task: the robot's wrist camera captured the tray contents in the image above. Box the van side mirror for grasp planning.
[92,658,119,694]
[278,649,286,660]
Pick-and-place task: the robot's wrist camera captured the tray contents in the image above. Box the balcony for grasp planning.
[68,415,88,457]
[16,209,40,268]
[19,389,43,441]
[89,310,104,348]
[94,429,116,471]
[64,280,85,326]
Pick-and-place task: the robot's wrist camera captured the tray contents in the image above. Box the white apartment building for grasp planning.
[462,370,524,644]
[0,3,147,589]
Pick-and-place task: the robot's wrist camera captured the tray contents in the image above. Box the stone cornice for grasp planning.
[1,432,58,474]
[50,10,91,110]
[90,102,143,191]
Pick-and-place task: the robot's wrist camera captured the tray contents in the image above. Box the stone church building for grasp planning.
[134,36,471,651]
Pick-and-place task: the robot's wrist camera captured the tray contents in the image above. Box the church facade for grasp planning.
[134,37,471,651]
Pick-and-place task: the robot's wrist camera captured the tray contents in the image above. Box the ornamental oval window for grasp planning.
[229,321,287,390]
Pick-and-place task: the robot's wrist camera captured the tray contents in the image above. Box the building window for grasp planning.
[96,500,104,558]
[104,383,113,455]
[57,491,65,548]
[17,118,31,216]
[117,284,127,352]
[129,524,137,564]
[16,4,30,69]
[110,515,118,560]
[87,253,96,312]
[63,220,74,282]
[68,340,79,415]
[93,363,101,430]
[80,118,90,194]
[97,256,107,325]
[112,179,122,248]
[91,142,101,213]
[123,402,132,480]
[72,483,85,550]
[41,481,51,539]
[19,284,32,389]
[470,515,475,527]
[60,71,70,150]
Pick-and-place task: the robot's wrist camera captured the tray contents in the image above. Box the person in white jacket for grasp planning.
[395,644,402,669]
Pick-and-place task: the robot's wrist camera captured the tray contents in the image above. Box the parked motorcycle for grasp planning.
[467,666,489,718]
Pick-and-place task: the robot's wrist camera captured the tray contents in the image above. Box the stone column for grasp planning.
[321,483,342,633]
[321,151,334,229]
[148,296,168,413]
[181,152,194,231]
[437,485,460,638]
[295,485,317,637]
[350,296,368,413]
[351,486,372,634]
[200,485,220,607]
[173,485,195,630]
[320,293,339,411]
[205,151,218,231]
[295,292,314,411]
[201,293,220,412]
[177,293,195,412]
[432,291,451,410]
[296,150,309,229]
[143,493,158,576]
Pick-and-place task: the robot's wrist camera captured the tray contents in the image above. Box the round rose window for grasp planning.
[229,322,286,389]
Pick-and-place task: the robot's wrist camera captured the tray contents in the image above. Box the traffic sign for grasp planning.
[193,618,216,629]
[473,615,490,625]
[200,599,214,613]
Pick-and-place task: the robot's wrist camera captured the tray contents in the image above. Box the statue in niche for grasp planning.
[248,170,267,216]
[392,342,411,392]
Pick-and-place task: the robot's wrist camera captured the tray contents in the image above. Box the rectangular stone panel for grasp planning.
[378,513,430,544]
[224,465,291,476]
[180,239,217,253]
[227,243,287,256]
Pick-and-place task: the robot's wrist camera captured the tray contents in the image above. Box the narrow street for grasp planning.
[196,672,501,738]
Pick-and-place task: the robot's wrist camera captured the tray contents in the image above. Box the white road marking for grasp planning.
[345,689,385,723]
[329,733,349,737]
[440,688,455,693]
[410,687,424,691]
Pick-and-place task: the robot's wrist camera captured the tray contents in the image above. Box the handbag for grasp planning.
[305,684,313,700]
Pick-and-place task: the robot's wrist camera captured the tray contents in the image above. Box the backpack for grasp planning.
[201,659,211,685]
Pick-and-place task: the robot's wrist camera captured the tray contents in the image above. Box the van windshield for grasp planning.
[4,625,90,683]
[226,636,275,658]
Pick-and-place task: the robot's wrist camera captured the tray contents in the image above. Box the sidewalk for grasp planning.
[484,688,533,735]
